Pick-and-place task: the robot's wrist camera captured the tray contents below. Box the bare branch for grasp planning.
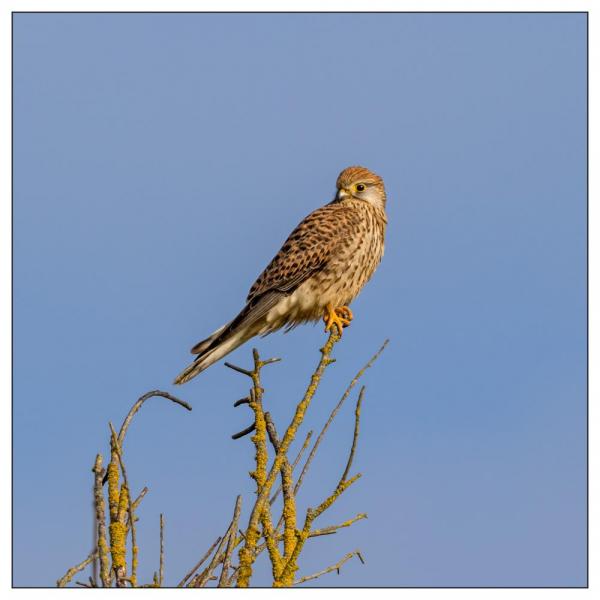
[295,340,388,496]
[294,549,364,585]
[270,429,313,506]
[231,422,256,440]
[57,551,97,588]
[224,362,253,376]
[310,512,368,537]
[131,486,148,514]
[218,495,242,587]
[340,386,365,485]
[91,454,110,587]
[177,536,222,588]
[159,514,165,587]
[117,390,192,448]
[190,532,230,587]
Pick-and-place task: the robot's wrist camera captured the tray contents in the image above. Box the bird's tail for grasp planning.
[174,292,284,385]
[173,324,253,385]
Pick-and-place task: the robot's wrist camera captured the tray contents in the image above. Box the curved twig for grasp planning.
[340,386,365,485]
[117,390,192,447]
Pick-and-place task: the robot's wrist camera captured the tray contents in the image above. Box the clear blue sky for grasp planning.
[13,13,587,587]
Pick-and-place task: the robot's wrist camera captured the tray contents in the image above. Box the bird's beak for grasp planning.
[336,188,350,201]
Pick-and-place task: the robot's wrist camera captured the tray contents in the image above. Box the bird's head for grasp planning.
[335,166,387,210]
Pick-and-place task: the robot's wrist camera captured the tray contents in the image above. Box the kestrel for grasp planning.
[174,166,387,385]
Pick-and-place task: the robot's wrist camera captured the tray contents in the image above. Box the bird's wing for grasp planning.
[188,203,356,359]
[246,203,357,302]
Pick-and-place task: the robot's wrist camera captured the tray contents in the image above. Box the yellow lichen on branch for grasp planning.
[237,332,342,587]
[59,335,386,588]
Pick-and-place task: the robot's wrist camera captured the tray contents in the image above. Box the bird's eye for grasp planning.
[355,183,366,192]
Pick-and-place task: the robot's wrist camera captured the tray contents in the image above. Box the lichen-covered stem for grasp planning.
[280,460,297,561]
[248,353,282,579]
[109,424,139,587]
[106,440,126,586]
[237,332,340,587]
[276,474,361,586]
[110,483,129,586]
[265,412,297,563]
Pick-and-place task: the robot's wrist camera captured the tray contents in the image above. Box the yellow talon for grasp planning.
[323,304,353,335]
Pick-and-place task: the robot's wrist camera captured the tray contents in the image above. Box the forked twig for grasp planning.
[190,532,230,587]
[218,495,242,587]
[295,340,388,495]
[270,430,313,506]
[57,551,97,588]
[177,536,222,588]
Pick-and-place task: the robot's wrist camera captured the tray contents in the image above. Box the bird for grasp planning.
[173,165,387,385]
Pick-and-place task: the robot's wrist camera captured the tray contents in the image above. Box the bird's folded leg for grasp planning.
[323,303,353,335]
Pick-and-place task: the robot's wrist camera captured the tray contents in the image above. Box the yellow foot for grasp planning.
[323,304,354,335]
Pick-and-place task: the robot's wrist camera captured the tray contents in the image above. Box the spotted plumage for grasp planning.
[174,166,387,384]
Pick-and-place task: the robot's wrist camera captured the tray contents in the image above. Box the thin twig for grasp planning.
[177,536,222,588]
[218,495,242,587]
[264,411,280,449]
[226,565,240,588]
[117,390,192,447]
[224,362,253,376]
[159,514,165,587]
[91,454,110,587]
[131,487,149,514]
[57,551,97,588]
[191,531,230,587]
[310,512,368,537]
[231,422,256,440]
[295,340,388,495]
[293,549,364,585]
[340,386,365,484]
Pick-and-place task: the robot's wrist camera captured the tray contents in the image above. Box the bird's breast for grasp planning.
[261,203,385,333]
